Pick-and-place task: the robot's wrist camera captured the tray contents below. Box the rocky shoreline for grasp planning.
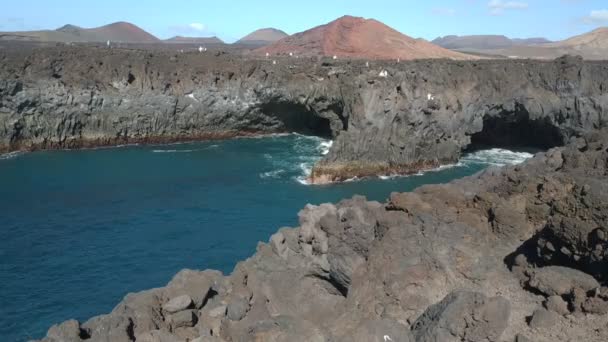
[1,46,607,181]
[1,130,275,154]
[35,129,608,342]
[2,46,607,341]
[308,159,444,184]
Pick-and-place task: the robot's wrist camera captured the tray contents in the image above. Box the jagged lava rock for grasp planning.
[1,48,607,182]
[527,266,600,297]
[411,291,511,342]
[13,43,605,341]
[163,295,193,314]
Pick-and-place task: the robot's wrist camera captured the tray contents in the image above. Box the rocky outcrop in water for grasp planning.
[35,129,608,341]
[1,47,607,182]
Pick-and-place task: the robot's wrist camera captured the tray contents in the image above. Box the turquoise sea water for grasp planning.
[0,134,535,341]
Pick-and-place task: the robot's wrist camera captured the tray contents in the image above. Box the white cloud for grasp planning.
[488,0,529,15]
[582,9,608,24]
[188,23,206,31]
[168,22,211,36]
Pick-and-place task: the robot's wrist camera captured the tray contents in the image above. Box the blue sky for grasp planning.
[1,0,607,42]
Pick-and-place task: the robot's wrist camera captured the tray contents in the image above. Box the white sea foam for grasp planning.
[461,148,534,167]
[284,134,332,185]
[318,148,535,184]
[296,177,310,185]
[260,169,285,179]
[152,149,196,153]
[0,151,25,160]
[236,133,291,140]
[319,140,333,155]
[295,162,314,184]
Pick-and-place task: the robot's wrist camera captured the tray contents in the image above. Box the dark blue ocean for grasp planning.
[0,134,534,341]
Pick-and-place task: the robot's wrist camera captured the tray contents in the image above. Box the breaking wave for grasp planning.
[285,139,535,185]
[460,148,535,167]
[319,140,333,155]
[260,169,286,179]
[372,148,536,182]
[0,151,25,160]
[252,134,332,185]
[152,149,196,153]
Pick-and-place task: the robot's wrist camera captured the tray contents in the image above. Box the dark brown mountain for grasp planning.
[0,21,159,43]
[236,28,288,46]
[164,36,224,44]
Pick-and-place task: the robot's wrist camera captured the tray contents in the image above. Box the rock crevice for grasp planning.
[36,128,608,341]
[1,49,607,182]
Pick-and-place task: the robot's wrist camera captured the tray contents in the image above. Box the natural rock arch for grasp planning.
[467,103,565,152]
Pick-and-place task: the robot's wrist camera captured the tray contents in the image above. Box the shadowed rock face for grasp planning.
[0,47,349,153]
[1,47,607,182]
[35,129,608,341]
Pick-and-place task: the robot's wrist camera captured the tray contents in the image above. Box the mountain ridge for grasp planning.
[165,36,225,44]
[236,28,288,46]
[432,34,552,50]
[257,15,475,60]
[0,21,159,43]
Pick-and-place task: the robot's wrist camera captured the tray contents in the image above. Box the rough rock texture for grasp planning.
[43,320,86,342]
[544,295,569,315]
[2,47,607,182]
[526,266,600,297]
[528,308,559,329]
[35,128,608,341]
[163,295,193,314]
[411,291,510,342]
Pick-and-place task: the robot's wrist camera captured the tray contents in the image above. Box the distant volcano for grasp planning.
[236,28,288,46]
[256,15,475,60]
[431,27,608,60]
[0,21,160,43]
[75,22,160,42]
[546,27,608,50]
[432,35,552,50]
[164,36,224,44]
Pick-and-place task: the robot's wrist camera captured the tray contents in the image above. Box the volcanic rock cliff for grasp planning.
[3,45,607,342]
[1,46,607,182]
[35,129,608,342]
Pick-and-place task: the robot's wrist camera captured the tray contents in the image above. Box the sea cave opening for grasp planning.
[259,101,334,139]
[466,107,564,153]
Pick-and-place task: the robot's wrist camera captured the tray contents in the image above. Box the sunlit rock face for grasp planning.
[2,47,607,183]
[34,129,608,342]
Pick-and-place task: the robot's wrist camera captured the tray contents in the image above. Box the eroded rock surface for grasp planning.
[411,291,510,342]
[1,47,607,181]
[35,129,608,341]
